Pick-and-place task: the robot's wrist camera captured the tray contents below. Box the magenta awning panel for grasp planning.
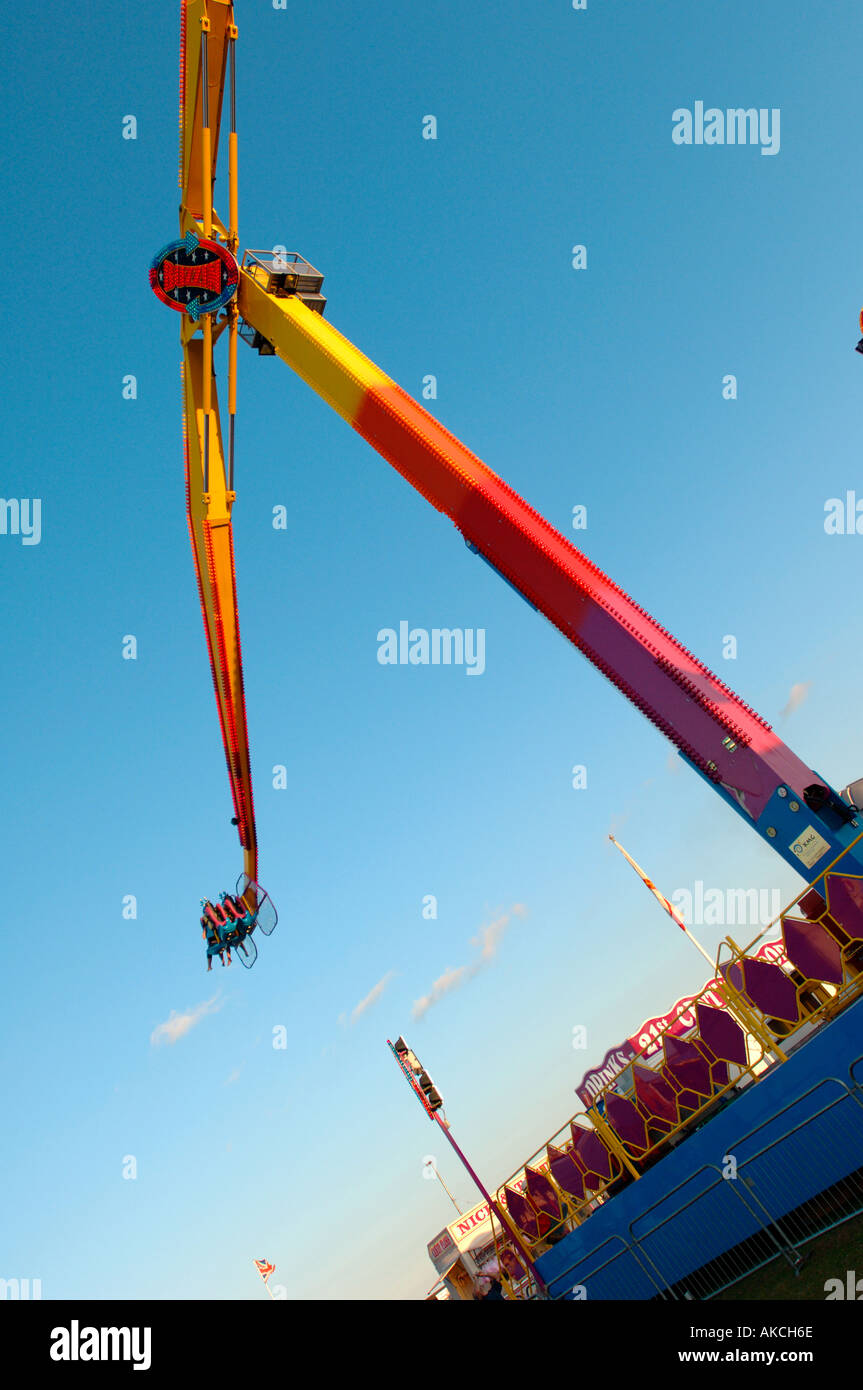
[671,1086,703,1111]
[606,1093,649,1151]
[696,1003,748,1064]
[741,958,799,1022]
[710,1058,729,1088]
[633,1065,679,1123]
[503,1186,543,1240]
[525,1166,563,1220]
[825,874,863,941]
[663,1034,712,1096]
[783,916,844,984]
[499,1245,526,1281]
[547,1144,586,1201]
[570,1123,615,1186]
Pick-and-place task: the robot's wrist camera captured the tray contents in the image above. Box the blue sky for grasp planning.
[2,0,862,1300]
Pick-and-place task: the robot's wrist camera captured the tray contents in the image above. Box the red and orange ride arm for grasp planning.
[171,0,861,891]
[237,271,819,814]
[235,269,863,883]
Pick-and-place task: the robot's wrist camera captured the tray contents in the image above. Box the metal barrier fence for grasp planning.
[490,838,863,1298]
[544,1057,863,1300]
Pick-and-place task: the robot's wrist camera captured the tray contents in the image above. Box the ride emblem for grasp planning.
[149,231,238,321]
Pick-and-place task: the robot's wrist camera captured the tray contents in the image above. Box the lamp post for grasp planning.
[387,1037,546,1297]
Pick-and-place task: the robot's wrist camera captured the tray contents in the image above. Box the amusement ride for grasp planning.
[149,1,863,1301]
[151,0,863,972]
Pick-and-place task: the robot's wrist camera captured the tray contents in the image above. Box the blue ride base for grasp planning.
[537,994,863,1299]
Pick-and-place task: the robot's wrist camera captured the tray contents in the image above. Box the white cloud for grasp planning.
[412,905,527,1020]
[781,681,811,719]
[150,994,223,1047]
[349,970,396,1025]
[472,903,526,963]
[412,964,472,1021]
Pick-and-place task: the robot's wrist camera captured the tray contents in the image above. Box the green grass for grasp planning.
[714,1210,863,1300]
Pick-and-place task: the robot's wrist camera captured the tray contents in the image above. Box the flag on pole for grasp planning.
[608,835,687,929]
[608,834,718,971]
[254,1258,275,1283]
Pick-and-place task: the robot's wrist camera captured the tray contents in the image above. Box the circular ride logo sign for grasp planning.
[149,231,238,321]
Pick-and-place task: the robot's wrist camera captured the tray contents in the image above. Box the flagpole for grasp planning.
[607,834,779,1061]
[608,835,717,972]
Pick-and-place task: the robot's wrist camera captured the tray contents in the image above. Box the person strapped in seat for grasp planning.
[200,899,234,969]
[220,892,256,935]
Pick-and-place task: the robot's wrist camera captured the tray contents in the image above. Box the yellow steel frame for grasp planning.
[177,1,254,881]
[183,340,255,880]
[237,266,392,421]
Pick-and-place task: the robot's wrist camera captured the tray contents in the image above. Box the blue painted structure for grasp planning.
[536,995,863,1299]
[682,755,863,883]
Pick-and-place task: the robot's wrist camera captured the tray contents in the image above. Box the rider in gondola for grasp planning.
[201,899,233,969]
[200,894,259,969]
